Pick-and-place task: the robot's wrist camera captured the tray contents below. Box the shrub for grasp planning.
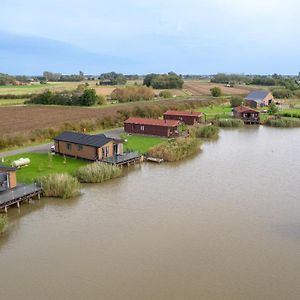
[0,214,8,234]
[75,162,122,183]
[111,86,155,103]
[210,87,222,97]
[215,118,244,128]
[159,90,172,98]
[37,174,80,199]
[264,117,300,128]
[272,88,293,99]
[97,95,107,105]
[268,102,279,115]
[191,125,219,139]
[143,73,184,89]
[148,137,201,162]
[230,96,243,107]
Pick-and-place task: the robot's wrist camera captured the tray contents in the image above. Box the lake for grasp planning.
[0,126,300,300]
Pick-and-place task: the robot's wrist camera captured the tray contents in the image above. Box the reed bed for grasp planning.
[75,162,122,183]
[215,118,244,128]
[0,214,8,234]
[264,117,300,128]
[38,173,81,199]
[148,137,201,162]
[191,124,219,139]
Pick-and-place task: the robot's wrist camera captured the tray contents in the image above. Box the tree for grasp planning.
[210,87,222,97]
[143,72,183,89]
[230,96,243,107]
[268,102,279,115]
[79,89,98,106]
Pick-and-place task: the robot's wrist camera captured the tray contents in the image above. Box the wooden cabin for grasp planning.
[124,117,180,137]
[245,91,274,108]
[0,165,17,192]
[163,110,204,125]
[233,106,260,124]
[54,131,123,161]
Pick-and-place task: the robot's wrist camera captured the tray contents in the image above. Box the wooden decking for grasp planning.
[102,152,141,166]
[0,184,42,212]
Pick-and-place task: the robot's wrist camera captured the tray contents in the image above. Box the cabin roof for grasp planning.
[124,117,180,127]
[233,106,259,113]
[54,131,115,148]
[163,110,203,117]
[245,90,270,102]
[0,165,17,172]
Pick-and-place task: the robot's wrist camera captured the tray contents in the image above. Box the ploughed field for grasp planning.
[184,80,252,96]
[0,98,206,135]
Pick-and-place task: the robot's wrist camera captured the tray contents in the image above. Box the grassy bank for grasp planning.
[75,162,122,183]
[2,153,88,184]
[191,125,220,139]
[122,134,166,154]
[37,173,81,199]
[196,105,232,120]
[215,118,244,128]
[264,117,300,128]
[148,137,201,162]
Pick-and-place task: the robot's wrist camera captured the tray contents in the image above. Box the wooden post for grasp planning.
[4,206,7,213]
[17,202,20,208]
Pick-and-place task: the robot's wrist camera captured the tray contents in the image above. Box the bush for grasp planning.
[191,125,219,139]
[268,102,279,115]
[159,90,172,98]
[264,117,300,128]
[111,86,155,103]
[0,214,8,234]
[210,87,222,97]
[230,96,243,107]
[75,162,122,183]
[215,118,244,128]
[148,137,201,162]
[37,174,80,199]
[272,88,293,99]
[97,95,107,105]
[143,73,184,89]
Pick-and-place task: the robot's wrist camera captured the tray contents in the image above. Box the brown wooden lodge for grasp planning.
[0,165,42,212]
[124,117,181,138]
[233,106,260,124]
[163,110,204,125]
[54,131,140,165]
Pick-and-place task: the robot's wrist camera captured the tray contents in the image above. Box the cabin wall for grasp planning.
[163,114,200,125]
[8,171,17,189]
[56,141,97,160]
[124,123,174,137]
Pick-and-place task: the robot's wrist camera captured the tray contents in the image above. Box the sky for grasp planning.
[0,0,299,75]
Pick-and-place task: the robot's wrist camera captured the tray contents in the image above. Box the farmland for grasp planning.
[183,80,252,96]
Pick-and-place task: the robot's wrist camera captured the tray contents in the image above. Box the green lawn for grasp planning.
[196,105,232,119]
[122,135,166,154]
[2,153,88,184]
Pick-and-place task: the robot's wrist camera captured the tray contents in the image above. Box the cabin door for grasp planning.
[113,144,118,156]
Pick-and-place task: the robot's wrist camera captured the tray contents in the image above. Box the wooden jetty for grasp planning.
[0,184,42,212]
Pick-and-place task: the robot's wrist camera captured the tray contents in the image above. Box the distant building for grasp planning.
[0,165,17,192]
[124,117,180,137]
[233,106,260,124]
[163,110,204,125]
[54,131,123,161]
[245,90,274,108]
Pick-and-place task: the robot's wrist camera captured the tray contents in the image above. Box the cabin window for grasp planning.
[102,146,109,158]
[77,145,83,151]
[67,143,72,150]
[140,125,145,131]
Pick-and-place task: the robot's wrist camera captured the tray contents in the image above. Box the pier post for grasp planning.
[17,202,20,208]
[4,206,7,213]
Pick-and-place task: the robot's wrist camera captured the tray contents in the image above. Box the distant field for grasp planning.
[184,80,253,96]
[0,98,212,136]
[0,99,27,106]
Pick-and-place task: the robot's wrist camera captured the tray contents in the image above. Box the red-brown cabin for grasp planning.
[233,106,260,124]
[124,117,180,137]
[163,110,204,125]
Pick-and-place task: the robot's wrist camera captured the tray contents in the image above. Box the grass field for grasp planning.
[122,134,166,154]
[0,99,27,106]
[196,105,232,119]
[3,153,88,184]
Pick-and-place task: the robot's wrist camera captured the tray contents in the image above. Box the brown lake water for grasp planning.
[1,126,300,300]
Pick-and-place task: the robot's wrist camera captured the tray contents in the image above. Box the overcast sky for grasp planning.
[0,0,299,74]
